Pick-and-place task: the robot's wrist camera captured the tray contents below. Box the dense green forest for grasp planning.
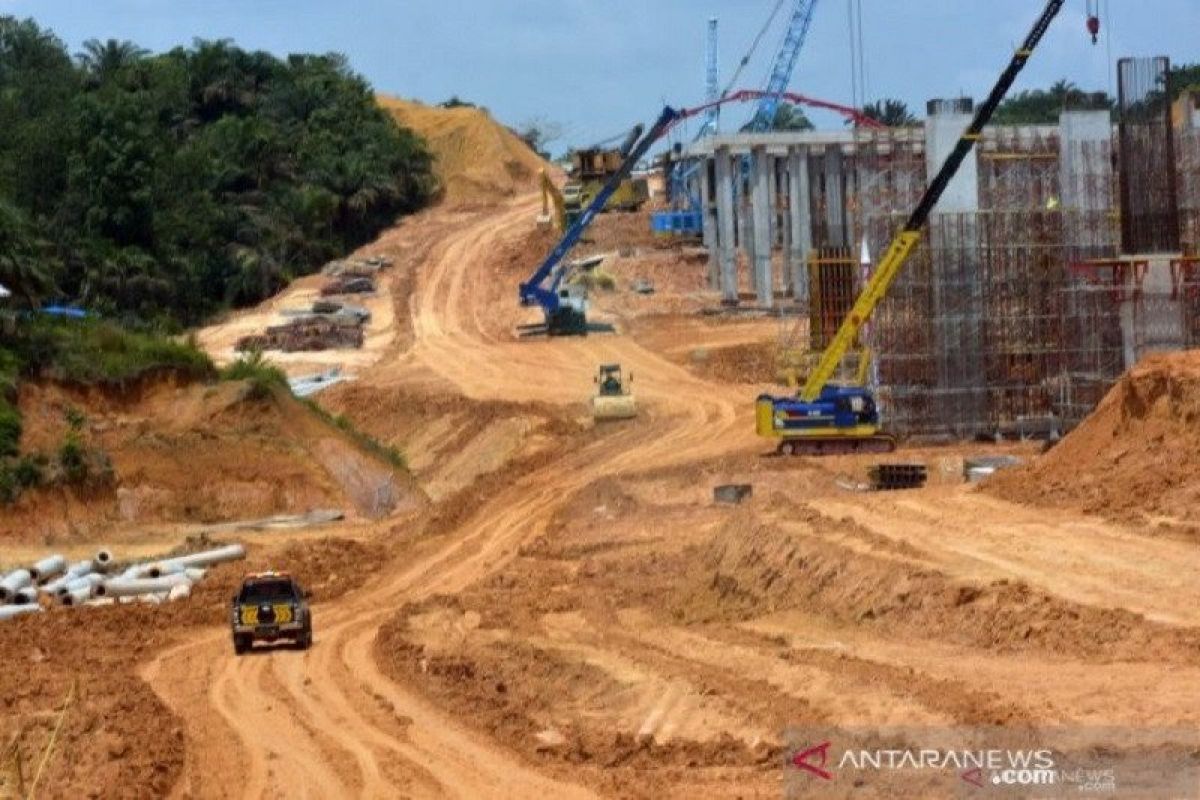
[0,17,436,328]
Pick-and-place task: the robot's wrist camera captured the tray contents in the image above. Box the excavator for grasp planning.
[519,108,680,335]
[519,88,890,336]
[536,169,566,231]
[757,0,1065,455]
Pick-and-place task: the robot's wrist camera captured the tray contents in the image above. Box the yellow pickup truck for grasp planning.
[230,571,313,654]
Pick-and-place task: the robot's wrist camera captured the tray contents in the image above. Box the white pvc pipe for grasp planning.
[151,544,246,573]
[61,586,93,606]
[13,587,38,605]
[0,604,43,620]
[65,574,105,597]
[66,560,93,578]
[0,569,33,601]
[103,573,192,598]
[49,573,94,597]
[30,555,66,583]
[94,549,114,572]
[167,582,192,602]
[41,574,76,596]
[133,563,208,580]
[141,563,185,579]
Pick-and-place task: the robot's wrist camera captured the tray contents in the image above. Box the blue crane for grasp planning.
[654,1,820,239]
[698,18,721,137]
[747,0,819,131]
[652,19,720,237]
[520,107,682,335]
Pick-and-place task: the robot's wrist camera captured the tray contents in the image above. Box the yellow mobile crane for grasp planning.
[756,0,1065,455]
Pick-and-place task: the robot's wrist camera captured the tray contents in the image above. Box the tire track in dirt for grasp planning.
[142,195,1200,797]
[144,192,769,798]
[144,196,760,798]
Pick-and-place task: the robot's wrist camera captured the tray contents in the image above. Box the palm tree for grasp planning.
[0,201,53,308]
[859,98,918,127]
[741,102,814,132]
[77,39,148,83]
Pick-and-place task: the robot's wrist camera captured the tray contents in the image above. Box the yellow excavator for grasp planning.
[537,169,566,231]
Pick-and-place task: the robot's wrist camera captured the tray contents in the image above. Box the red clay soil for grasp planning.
[0,535,385,799]
[5,377,422,542]
[376,95,547,207]
[984,352,1200,522]
[690,341,778,385]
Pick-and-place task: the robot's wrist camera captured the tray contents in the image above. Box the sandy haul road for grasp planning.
[144,193,1200,799]
[145,196,757,798]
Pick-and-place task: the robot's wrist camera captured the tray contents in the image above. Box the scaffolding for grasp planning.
[870,211,1125,438]
[756,93,1195,436]
[1117,56,1181,253]
[1179,124,1200,252]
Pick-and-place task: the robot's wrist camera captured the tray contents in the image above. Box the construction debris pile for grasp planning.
[235,255,390,353]
[0,544,246,620]
[237,316,365,353]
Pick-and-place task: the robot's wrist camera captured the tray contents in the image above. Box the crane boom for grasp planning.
[798,0,1065,402]
[749,0,819,131]
[699,18,720,137]
[519,107,680,333]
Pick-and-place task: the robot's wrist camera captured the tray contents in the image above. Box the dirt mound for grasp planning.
[4,377,423,541]
[377,95,546,207]
[321,383,583,503]
[678,504,1200,662]
[985,352,1200,521]
[689,341,778,385]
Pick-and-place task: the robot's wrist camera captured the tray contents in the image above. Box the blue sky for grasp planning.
[3,1,1196,150]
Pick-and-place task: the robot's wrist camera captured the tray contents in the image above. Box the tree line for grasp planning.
[0,18,436,328]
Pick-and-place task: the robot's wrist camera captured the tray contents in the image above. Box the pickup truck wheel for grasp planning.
[296,627,312,650]
[233,635,250,655]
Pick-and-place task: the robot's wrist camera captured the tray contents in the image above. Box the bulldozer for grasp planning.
[592,364,637,421]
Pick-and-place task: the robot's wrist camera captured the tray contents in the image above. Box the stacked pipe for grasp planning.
[0,544,246,618]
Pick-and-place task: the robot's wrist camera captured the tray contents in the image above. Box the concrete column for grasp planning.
[780,158,794,295]
[822,147,847,249]
[925,103,978,212]
[699,159,718,290]
[1059,110,1114,255]
[740,166,755,276]
[751,147,774,307]
[788,146,812,306]
[714,146,738,304]
[773,156,787,249]
[925,99,983,434]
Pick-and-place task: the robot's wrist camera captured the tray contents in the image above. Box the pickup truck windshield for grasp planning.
[239,580,296,602]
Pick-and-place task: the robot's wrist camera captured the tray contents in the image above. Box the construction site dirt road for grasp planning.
[115,192,1200,799]
[142,197,758,798]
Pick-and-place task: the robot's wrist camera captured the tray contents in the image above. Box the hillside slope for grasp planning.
[377,95,546,206]
[5,376,424,541]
